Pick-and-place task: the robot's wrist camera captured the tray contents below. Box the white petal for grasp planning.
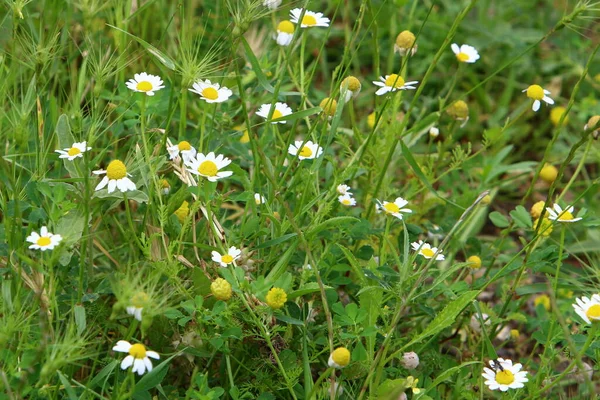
[121,355,134,370]
[113,340,132,353]
[95,176,109,191]
[532,100,541,112]
[146,351,160,360]
[107,179,117,193]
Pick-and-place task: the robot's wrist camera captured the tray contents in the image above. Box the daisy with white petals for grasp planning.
[167,140,197,163]
[126,292,149,322]
[94,160,136,193]
[373,74,418,96]
[573,295,600,324]
[482,358,528,392]
[546,203,582,223]
[26,226,62,251]
[256,102,293,124]
[290,8,330,28]
[254,193,266,205]
[189,80,232,103]
[288,140,323,160]
[126,72,165,96]
[376,197,412,220]
[337,184,352,195]
[263,0,282,9]
[55,141,91,161]
[411,240,445,261]
[338,194,356,207]
[451,43,480,63]
[523,84,554,112]
[211,246,242,267]
[185,152,233,182]
[112,340,160,376]
[276,21,295,46]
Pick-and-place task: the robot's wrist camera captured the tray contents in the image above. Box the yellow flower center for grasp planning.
[495,369,515,385]
[221,254,234,264]
[384,74,405,88]
[302,14,317,26]
[342,76,361,91]
[421,248,434,258]
[198,160,218,177]
[178,141,192,151]
[342,199,351,205]
[67,147,81,156]
[136,81,153,92]
[331,347,351,366]
[278,20,294,34]
[106,160,127,180]
[395,30,416,49]
[37,237,51,247]
[128,343,147,359]
[299,146,313,157]
[131,292,149,308]
[202,87,219,100]
[272,109,283,119]
[456,52,470,62]
[383,202,400,214]
[526,85,544,100]
[586,304,600,320]
[558,210,574,220]
[161,179,170,188]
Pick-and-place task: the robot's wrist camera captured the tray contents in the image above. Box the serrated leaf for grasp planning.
[489,211,510,228]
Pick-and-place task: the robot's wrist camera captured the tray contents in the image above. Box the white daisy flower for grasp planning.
[189,79,232,103]
[451,43,480,63]
[112,340,160,376]
[254,193,266,205]
[337,184,352,195]
[167,140,197,163]
[546,203,582,223]
[211,246,242,267]
[482,358,529,392]
[523,84,554,112]
[429,126,440,138]
[340,76,361,102]
[411,240,445,261]
[290,8,330,28]
[126,72,165,96]
[338,194,356,207]
[55,141,91,161]
[573,295,600,324]
[376,197,412,220]
[287,140,323,160]
[256,102,293,124]
[276,20,295,46]
[263,0,282,9]
[94,160,136,193]
[185,152,233,182]
[126,292,149,322]
[328,347,351,369]
[373,74,418,96]
[26,226,62,251]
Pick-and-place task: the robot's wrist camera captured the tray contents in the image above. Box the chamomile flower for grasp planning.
[189,79,232,103]
[26,226,62,251]
[546,204,582,223]
[373,74,418,96]
[376,197,412,220]
[211,246,241,267]
[395,30,417,56]
[429,126,440,138]
[338,194,356,206]
[288,140,323,160]
[263,0,282,9]
[126,72,165,96]
[320,97,337,118]
[55,141,91,161]
[523,84,554,112]
[584,115,600,139]
[411,240,445,261]
[94,160,136,193]
[126,292,149,321]
[254,193,266,205]
[573,295,600,324]
[112,340,160,376]
[451,43,480,63]
[337,184,352,195]
[185,152,233,182]
[328,347,351,369]
[276,20,295,46]
[256,102,293,124]
[340,76,361,102]
[167,140,197,162]
[482,358,529,392]
[290,8,330,28]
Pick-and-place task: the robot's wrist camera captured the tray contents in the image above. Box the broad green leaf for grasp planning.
[489,211,510,228]
[275,314,304,326]
[108,25,176,70]
[510,205,532,229]
[134,352,179,393]
[74,304,86,336]
[57,371,77,400]
[89,360,118,389]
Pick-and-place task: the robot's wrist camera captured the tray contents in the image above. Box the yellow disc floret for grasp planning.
[331,347,351,367]
[174,201,190,223]
[68,147,81,156]
[320,97,337,117]
[37,237,51,247]
[178,141,192,151]
[202,87,219,100]
[383,203,400,214]
[198,160,218,177]
[272,109,283,119]
[530,201,546,219]
[131,292,149,308]
[421,248,434,258]
[384,74,405,88]
[211,278,232,301]
[395,30,416,50]
[299,146,313,158]
[526,85,544,100]
[550,106,569,127]
[367,112,376,129]
[533,218,552,236]
[539,164,558,184]
[447,100,469,120]
[278,20,294,34]
[467,255,482,269]
[586,304,600,320]
[136,81,153,92]
[221,254,234,264]
[456,52,470,62]
[106,160,127,180]
[302,14,317,26]
[534,294,551,311]
[128,343,147,359]
[495,369,515,385]
[341,76,361,91]
[266,287,287,309]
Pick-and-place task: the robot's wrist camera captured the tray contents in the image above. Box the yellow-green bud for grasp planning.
[211,278,232,301]
[265,287,287,309]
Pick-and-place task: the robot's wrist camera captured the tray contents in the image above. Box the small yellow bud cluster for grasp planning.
[265,287,287,309]
[211,278,232,301]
